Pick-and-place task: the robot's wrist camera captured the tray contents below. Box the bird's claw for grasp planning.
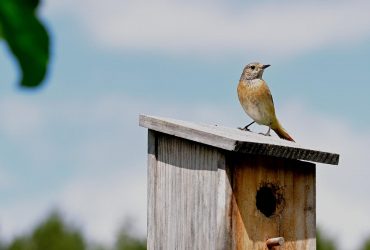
[259,132,271,136]
[238,127,251,131]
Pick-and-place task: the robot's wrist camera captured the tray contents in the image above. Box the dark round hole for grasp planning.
[256,186,276,217]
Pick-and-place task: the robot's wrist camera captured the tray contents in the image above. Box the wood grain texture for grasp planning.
[146,131,317,250]
[226,153,316,250]
[139,114,339,165]
[147,131,226,249]
[147,130,157,250]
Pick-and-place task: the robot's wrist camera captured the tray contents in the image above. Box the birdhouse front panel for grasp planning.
[226,153,316,250]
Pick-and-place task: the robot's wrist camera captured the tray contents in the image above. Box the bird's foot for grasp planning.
[259,132,271,136]
[259,128,271,136]
[238,122,255,131]
[238,126,251,131]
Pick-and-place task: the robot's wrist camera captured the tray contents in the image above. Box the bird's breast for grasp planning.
[237,80,275,125]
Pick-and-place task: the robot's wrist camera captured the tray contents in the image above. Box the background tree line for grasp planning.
[0,212,146,250]
[0,212,369,250]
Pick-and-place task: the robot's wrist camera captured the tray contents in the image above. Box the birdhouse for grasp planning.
[139,114,339,250]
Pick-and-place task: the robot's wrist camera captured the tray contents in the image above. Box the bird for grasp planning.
[237,62,295,142]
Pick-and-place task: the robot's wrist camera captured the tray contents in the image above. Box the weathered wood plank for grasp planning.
[139,114,339,165]
[216,157,233,250]
[147,131,225,249]
[147,130,157,250]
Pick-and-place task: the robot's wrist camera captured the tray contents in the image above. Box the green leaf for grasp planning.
[0,21,3,38]
[0,0,50,88]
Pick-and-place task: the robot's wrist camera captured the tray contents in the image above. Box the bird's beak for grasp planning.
[262,64,271,69]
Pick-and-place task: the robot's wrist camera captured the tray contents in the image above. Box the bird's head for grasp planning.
[240,62,270,81]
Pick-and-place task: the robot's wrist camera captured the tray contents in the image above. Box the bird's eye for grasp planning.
[250,65,255,70]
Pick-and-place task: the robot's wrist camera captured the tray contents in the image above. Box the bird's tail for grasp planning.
[272,120,295,142]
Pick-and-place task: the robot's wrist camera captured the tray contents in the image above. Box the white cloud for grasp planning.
[58,167,147,245]
[0,94,369,249]
[44,0,370,58]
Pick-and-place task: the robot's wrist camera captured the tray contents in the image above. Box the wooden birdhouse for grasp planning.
[139,114,339,250]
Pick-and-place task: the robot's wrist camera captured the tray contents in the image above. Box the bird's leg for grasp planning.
[259,127,271,136]
[265,127,271,136]
[238,121,255,131]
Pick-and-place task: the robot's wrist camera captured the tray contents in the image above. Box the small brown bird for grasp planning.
[237,62,295,142]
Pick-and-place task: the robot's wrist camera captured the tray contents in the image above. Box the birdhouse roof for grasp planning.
[139,114,339,165]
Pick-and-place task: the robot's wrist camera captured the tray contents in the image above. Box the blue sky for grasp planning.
[1,0,370,249]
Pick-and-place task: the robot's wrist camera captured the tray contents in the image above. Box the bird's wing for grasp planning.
[258,81,276,114]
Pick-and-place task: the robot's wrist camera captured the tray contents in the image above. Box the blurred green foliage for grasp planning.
[115,225,146,250]
[7,212,86,250]
[0,0,49,88]
[2,213,370,250]
[361,237,370,250]
[317,228,336,250]
[0,212,146,250]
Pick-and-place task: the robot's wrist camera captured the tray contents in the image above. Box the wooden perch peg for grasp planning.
[266,237,285,249]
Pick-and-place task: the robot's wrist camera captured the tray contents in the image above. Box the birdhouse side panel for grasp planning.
[147,131,225,250]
